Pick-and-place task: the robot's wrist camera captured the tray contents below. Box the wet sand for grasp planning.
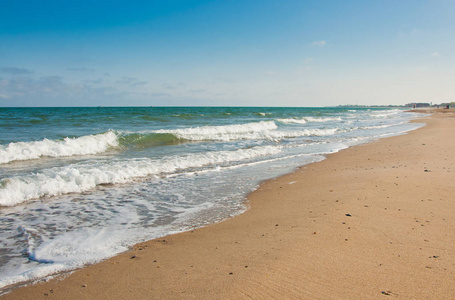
[3,110,455,299]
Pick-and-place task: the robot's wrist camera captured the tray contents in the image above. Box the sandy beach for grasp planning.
[3,110,455,299]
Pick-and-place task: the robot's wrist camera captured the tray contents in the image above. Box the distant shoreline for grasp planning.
[0,105,415,109]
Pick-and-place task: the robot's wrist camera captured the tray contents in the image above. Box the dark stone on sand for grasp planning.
[130,255,136,259]
[345,214,352,217]
[381,291,391,295]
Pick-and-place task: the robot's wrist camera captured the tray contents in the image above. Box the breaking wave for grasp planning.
[0,145,282,206]
[0,121,340,165]
[0,131,119,164]
[152,121,337,141]
[277,118,307,124]
[303,117,343,122]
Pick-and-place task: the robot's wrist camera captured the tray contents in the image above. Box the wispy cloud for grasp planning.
[150,92,172,98]
[0,73,170,106]
[83,78,103,84]
[116,76,148,87]
[161,82,186,90]
[188,89,207,95]
[1,76,119,103]
[265,71,277,76]
[312,40,327,47]
[0,67,34,75]
[430,52,440,57]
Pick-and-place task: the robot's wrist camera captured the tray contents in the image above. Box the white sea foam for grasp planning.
[154,121,278,141]
[0,146,282,206]
[303,116,342,122]
[269,128,338,139]
[369,109,400,118]
[360,124,394,130]
[277,118,307,124]
[152,121,337,141]
[254,112,271,116]
[0,225,137,289]
[0,198,217,290]
[0,131,119,164]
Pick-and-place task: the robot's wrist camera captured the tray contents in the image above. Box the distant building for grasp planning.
[405,103,430,108]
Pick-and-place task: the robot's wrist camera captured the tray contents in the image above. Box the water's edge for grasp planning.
[0,116,427,295]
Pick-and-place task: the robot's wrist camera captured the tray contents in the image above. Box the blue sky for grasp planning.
[1,0,454,107]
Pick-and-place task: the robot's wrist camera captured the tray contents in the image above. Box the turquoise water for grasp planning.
[0,106,423,291]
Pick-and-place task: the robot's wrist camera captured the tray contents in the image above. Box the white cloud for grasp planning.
[265,71,277,76]
[312,40,327,47]
[430,52,440,57]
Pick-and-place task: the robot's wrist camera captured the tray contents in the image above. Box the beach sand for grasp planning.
[3,111,455,299]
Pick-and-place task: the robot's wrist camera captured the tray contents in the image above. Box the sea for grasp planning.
[0,106,424,292]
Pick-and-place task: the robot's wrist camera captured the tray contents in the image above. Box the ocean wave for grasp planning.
[171,113,200,119]
[119,132,181,148]
[153,121,278,141]
[303,117,343,122]
[0,146,282,206]
[0,121,339,165]
[0,131,119,164]
[254,112,272,116]
[359,124,394,130]
[278,116,342,125]
[369,110,400,118]
[152,121,337,141]
[269,128,338,139]
[277,118,307,124]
